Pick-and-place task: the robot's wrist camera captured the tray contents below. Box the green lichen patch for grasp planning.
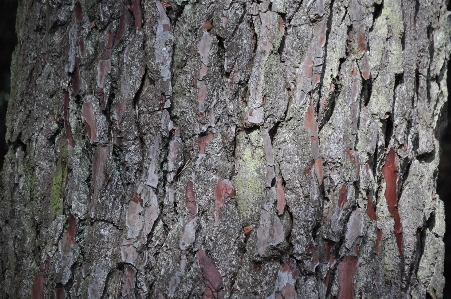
[234,130,266,224]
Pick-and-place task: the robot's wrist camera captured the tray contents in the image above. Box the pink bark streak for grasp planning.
[375,228,383,254]
[63,91,75,148]
[324,240,336,286]
[81,103,97,143]
[72,57,80,95]
[54,286,65,299]
[338,184,347,209]
[130,0,142,29]
[121,265,136,299]
[185,181,198,216]
[197,250,224,299]
[91,146,108,215]
[66,214,76,245]
[113,7,127,48]
[102,30,113,60]
[337,256,358,299]
[74,2,82,21]
[382,148,402,255]
[31,274,44,299]
[198,133,214,154]
[303,99,323,183]
[276,179,286,215]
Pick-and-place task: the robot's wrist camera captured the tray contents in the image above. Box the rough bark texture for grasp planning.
[1,0,450,298]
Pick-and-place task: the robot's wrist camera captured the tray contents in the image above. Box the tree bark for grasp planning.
[1,0,450,298]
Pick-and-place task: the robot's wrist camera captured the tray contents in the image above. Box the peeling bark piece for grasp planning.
[63,91,75,148]
[276,179,286,215]
[270,264,299,299]
[345,208,364,250]
[197,250,224,299]
[31,274,44,299]
[337,256,358,299]
[71,57,80,96]
[198,133,214,154]
[81,102,97,143]
[126,195,144,239]
[185,181,198,216]
[338,184,347,209]
[198,31,213,66]
[179,217,197,250]
[121,265,136,298]
[130,0,142,29]
[257,208,285,256]
[382,148,403,255]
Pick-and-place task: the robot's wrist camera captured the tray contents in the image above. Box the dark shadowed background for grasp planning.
[0,0,450,296]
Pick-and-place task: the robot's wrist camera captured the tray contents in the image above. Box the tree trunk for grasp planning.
[1,0,450,298]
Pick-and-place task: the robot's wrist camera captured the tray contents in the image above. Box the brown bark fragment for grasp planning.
[113,7,127,48]
[375,228,383,254]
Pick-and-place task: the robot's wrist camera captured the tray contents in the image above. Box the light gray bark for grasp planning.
[1,0,450,298]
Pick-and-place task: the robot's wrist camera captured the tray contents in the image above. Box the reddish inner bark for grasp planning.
[31,274,44,299]
[214,181,236,212]
[185,181,197,215]
[366,195,377,221]
[381,148,403,255]
[72,58,80,95]
[74,2,82,21]
[276,179,286,215]
[63,91,75,148]
[198,133,214,154]
[197,250,223,299]
[338,184,347,209]
[337,256,358,299]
